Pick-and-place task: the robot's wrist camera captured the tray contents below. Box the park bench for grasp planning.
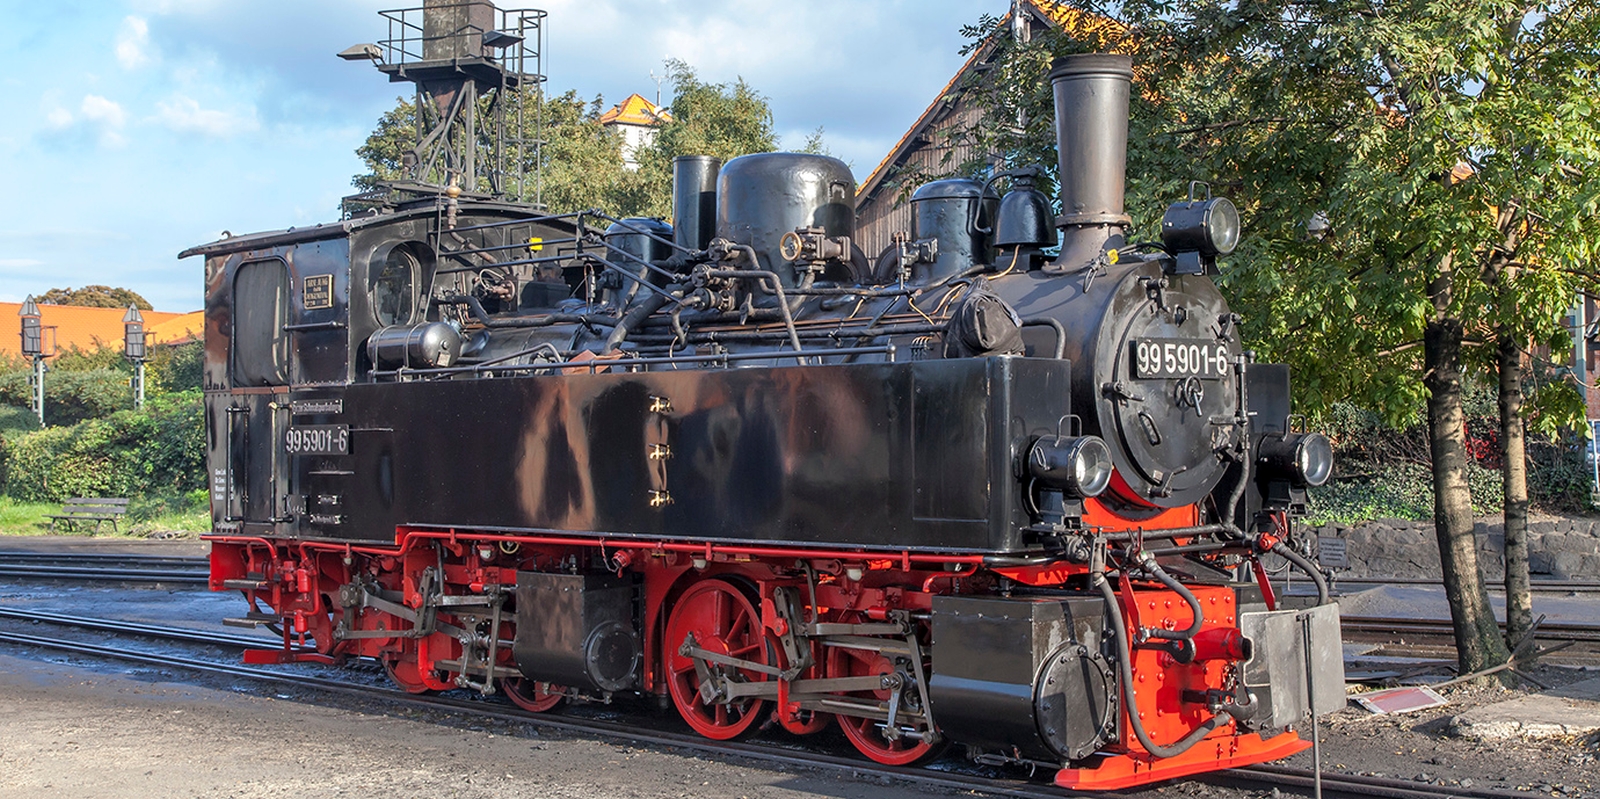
[45,498,130,534]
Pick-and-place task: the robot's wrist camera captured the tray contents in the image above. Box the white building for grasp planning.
[599,93,672,170]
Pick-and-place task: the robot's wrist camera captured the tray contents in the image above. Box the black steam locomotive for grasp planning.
[187,36,1341,789]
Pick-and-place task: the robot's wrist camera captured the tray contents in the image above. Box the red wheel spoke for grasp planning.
[664,579,770,741]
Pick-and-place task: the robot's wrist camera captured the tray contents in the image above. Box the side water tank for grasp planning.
[717,153,855,286]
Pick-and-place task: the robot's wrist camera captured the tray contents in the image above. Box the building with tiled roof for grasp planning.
[2,302,194,362]
[599,93,673,170]
[854,0,1124,259]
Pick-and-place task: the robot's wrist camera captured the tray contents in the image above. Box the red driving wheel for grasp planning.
[383,656,433,694]
[664,579,770,740]
[504,678,565,713]
[826,644,937,765]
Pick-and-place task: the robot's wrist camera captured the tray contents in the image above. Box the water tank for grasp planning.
[717,153,856,287]
[604,218,674,306]
[910,178,998,283]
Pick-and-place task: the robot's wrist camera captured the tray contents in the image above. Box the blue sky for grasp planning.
[0,0,1012,312]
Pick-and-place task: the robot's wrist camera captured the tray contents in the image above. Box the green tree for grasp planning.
[630,61,781,218]
[354,65,790,224]
[37,286,152,310]
[355,90,638,214]
[963,2,1600,677]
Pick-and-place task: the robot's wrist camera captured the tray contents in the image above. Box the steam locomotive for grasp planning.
[186,40,1343,789]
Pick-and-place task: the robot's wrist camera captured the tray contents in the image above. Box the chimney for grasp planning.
[1047,53,1134,273]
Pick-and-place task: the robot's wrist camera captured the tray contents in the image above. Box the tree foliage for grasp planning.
[962,1,1600,424]
[36,285,152,311]
[353,63,787,220]
[3,391,204,503]
[963,0,1600,676]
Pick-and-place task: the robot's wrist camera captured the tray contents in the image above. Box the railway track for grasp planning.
[1342,616,1600,644]
[0,607,1551,799]
[0,552,209,584]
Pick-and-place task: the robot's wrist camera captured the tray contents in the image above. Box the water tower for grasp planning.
[340,1,547,212]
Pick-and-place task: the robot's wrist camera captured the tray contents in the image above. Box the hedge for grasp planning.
[3,390,205,503]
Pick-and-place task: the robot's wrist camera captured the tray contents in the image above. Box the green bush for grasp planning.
[4,390,204,503]
[0,367,133,427]
[1307,395,1592,526]
[0,405,40,438]
[148,341,204,394]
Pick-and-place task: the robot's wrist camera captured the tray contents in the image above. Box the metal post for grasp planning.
[1301,612,1323,799]
[31,356,45,426]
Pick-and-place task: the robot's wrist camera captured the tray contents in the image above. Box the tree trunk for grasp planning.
[1424,312,1512,678]
[1498,333,1533,646]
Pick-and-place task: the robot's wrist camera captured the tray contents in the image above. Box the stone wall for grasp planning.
[1307,514,1600,580]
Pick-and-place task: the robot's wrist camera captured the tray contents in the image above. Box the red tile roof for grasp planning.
[1,302,192,362]
[599,94,672,127]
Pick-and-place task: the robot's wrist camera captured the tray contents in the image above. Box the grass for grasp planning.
[0,494,210,537]
[0,497,54,536]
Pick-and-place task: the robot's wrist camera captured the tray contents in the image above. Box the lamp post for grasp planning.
[123,304,146,409]
[19,296,44,425]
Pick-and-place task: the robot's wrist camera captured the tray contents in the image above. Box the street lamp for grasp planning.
[123,304,146,409]
[19,296,45,425]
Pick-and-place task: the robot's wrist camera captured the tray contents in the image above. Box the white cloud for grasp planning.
[80,95,127,128]
[0,258,45,268]
[156,95,260,137]
[115,16,154,69]
[46,107,73,127]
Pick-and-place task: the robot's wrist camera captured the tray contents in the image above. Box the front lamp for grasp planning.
[1257,431,1334,488]
[1161,195,1240,258]
[1029,435,1114,498]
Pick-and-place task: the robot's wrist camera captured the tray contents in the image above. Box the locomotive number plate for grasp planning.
[1131,338,1231,380]
[284,425,349,456]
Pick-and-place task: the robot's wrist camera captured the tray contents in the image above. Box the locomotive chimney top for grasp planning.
[1047,53,1134,274]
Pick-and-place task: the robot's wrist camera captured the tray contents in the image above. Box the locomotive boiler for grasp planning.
[186,20,1343,788]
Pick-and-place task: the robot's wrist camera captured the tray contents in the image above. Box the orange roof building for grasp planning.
[2,302,195,362]
[599,93,673,170]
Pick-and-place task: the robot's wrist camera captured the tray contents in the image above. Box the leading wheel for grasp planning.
[664,579,770,740]
[504,678,565,713]
[827,644,937,765]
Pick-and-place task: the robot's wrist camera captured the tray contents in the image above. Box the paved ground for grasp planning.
[1452,676,1600,741]
[0,651,952,799]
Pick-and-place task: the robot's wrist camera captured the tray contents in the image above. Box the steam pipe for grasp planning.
[1137,553,1205,641]
[606,289,677,353]
[1271,541,1330,606]
[1020,317,1067,359]
[436,294,493,326]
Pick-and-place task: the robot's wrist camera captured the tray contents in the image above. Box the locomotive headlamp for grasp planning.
[1029,435,1114,498]
[1161,193,1240,258]
[1257,431,1334,488]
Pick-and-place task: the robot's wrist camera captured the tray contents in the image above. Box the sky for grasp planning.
[0,0,1014,312]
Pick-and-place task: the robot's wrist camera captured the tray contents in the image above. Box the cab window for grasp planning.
[231,258,290,386]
